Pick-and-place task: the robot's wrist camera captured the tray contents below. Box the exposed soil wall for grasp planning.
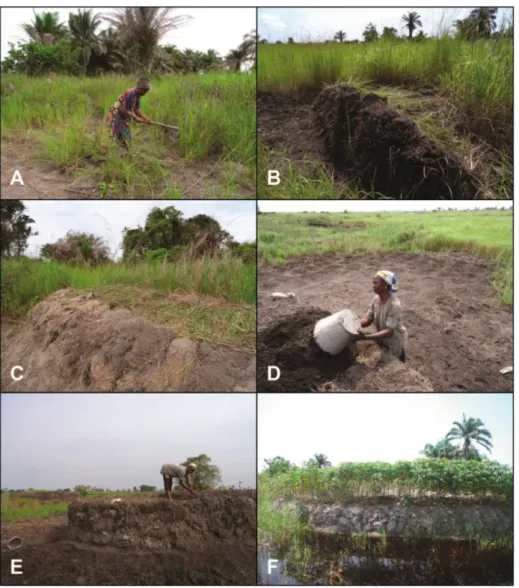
[278,499,512,539]
[258,251,512,392]
[1,289,255,392]
[68,494,256,551]
[313,85,479,198]
[1,491,257,585]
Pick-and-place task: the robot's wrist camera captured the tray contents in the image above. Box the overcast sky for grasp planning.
[258,7,513,42]
[21,201,256,259]
[1,7,255,60]
[258,200,512,214]
[259,394,513,470]
[2,393,256,490]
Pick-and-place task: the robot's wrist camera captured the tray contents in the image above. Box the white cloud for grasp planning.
[259,12,288,30]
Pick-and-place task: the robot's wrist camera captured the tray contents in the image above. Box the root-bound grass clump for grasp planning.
[313,85,479,198]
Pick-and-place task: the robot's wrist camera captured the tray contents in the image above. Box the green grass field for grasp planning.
[2,494,70,521]
[258,210,512,306]
[258,38,511,138]
[1,73,255,198]
[2,253,256,350]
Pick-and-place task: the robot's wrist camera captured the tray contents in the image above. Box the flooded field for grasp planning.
[258,534,513,585]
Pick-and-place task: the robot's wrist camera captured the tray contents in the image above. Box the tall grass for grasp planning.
[2,254,255,314]
[1,73,256,197]
[258,210,512,306]
[258,36,512,148]
[2,253,256,349]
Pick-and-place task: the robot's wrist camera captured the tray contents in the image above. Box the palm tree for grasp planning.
[313,453,332,468]
[420,439,458,459]
[225,46,250,72]
[401,11,423,39]
[334,30,347,43]
[68,9,102,75]
[468,7,498,38]
[102,8,192,73]
[20,10,68,45]
[445,414,493,460]
[90,27,128,73]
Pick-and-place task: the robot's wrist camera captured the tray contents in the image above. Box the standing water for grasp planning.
[258,534,513,585]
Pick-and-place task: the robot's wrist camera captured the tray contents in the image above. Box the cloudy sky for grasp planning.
[258,200,512,214]
[21,201,256,259]
[1,7,255,60]
[259,394,513,470]
[258,7,513,42]
[2,393,256,490]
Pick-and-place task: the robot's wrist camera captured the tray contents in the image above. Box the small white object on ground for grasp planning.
[313,309,362,355]
[111,498,122,503]
[271,292,297,300]
[6,537,23,550]
[500,366,513,375]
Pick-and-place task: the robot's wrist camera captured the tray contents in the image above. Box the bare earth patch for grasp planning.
[258,251,512,392]
[2,289,255,392]
[1,136,254,199]
[258,86,508,198]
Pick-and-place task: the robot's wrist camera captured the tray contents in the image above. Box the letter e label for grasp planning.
[11,559,23,574]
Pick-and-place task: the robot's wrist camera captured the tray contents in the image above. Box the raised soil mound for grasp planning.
[1,289,255,392]
[0,491,256,585]
[258,306,433,392]
[68,493,256,551]
[313,85,479,199]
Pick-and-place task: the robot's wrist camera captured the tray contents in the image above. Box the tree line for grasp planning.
[262,8,511,44]
[2,8,256,76]
[0,201,255,265]
[263,413,495,477]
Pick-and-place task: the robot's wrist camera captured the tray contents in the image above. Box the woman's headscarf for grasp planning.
[136,78,151,91]
[376,270,398,294]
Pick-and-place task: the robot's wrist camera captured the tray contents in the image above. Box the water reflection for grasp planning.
[257,535,513,586]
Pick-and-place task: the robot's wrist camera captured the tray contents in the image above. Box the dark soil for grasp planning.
[258,88,494,199]
[1,490,256,585]
[258,251,513,393]
[312,85,480,199]
[258,307,355,392]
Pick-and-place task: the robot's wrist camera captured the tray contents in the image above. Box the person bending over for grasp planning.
[160,462,197,500]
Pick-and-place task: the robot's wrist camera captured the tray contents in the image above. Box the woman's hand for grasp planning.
[350,332,366,342]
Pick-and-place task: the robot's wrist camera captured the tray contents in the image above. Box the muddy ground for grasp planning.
[258,87,503,199]
[1,289,255,392]
[1,137,254,199]
[258,251,512,392]
[1,490,256,585]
